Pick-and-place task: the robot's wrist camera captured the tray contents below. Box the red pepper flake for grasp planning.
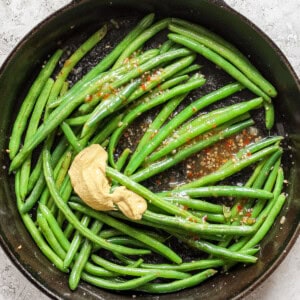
[141,83,147,91]
[187,217,198,223]
[182,205,189,211]
[245,211,252,217]
[243,137,250,145]
[237,204,243,212]
[84,94,93,102]
[246,152,252,157]
[103,93,110,100]
[212,123,217,128]
[192,235,199,241]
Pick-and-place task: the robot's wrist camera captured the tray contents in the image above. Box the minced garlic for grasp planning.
[68,144,147,220]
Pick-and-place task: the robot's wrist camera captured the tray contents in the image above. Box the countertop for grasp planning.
[0,0,299,299]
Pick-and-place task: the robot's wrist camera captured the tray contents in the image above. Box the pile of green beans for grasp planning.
[9,14,288,295]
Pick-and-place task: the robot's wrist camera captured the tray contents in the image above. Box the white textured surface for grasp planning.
[0,0,299,299]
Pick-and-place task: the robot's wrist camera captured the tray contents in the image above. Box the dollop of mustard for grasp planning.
[68,144,147,220]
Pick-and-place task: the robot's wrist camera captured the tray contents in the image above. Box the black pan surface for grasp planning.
[0,1,299,299]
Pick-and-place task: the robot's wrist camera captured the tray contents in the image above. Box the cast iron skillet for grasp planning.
[0,0,299,299]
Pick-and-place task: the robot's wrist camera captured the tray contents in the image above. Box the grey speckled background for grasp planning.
[0,0,299,299]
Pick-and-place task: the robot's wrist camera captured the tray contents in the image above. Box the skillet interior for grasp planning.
[0,0,299,299]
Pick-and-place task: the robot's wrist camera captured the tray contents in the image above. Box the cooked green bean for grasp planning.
[81,272,157,291]
[68,202,181,264]
[37,211,67,260]
[159,40,175,54]
[19,78,54,199]
[161,186,273,200]
[173,233,257,263]
[63,215,91,269]
[91,255,190,279]
[9,49,63,159]
[142,210,254,236]
[175,63,201,76]
[161,197,224,214]
[47,25,107,106]
[125,82,244,175]
[69,220,103,290]
[136,269,217,293]
[168,33,271,102]
[169,21,277,97]
[112,18,170,69]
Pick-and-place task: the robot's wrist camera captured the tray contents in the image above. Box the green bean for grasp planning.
[159,40,175,54]
[65,114,90,126]
[47,25,107,106]
[60,122,82,152]
[112,18,171,69]
[81,79,141,138]
[174,233,257,263]
[63,215,91,269]
[108,75,205,167]
[125,82,244,175]
[191,211,226,224]
[136,269,217,293]
[131,119,254,182]
[37,211,67,260]
[84,262,116,277]
[90,113,124,145]
[9,49,63,159]
[81,272,157,290]
[228,167,284,253]
[128,258,144,268]
[14,172,66,272]
[161,186,273,200]
[69,220,103,290]
[264,101,275,130]
[68,202,181,264]
[179,144,279,189]
[142,210,254,236]
[149,97,263,161]
[169,21,277,97]
[27,155,43,193]
[244,186,285,249]
[175,63,201,76]
[63,211,82,239]
[60,81,69,97]
[41,147,160,256]
[161,197,224,214]
[116,148,131,171]
[91,255,189,280]
[106,236,150,249]
[39,203,70,251]
[116,248,258,272]
[19,78,54,199]
[168,33,271,102]
[45,150,73,210]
